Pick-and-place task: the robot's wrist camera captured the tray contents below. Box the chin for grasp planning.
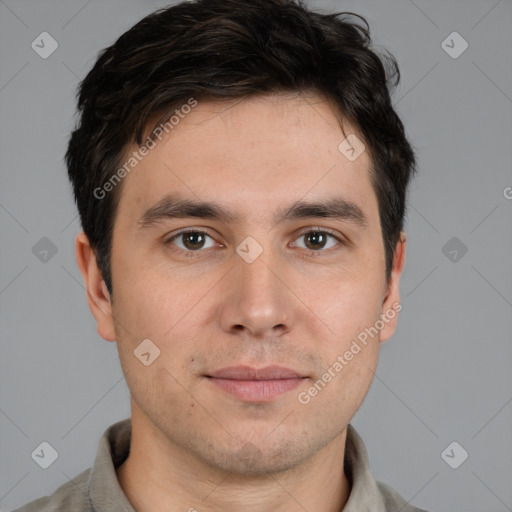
[194,433,315,477]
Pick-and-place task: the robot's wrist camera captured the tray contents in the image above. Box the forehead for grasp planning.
[115,93,378,229]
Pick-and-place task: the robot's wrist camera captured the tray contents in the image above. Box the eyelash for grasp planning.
[164,227,345,258]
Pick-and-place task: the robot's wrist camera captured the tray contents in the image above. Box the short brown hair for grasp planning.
[66,0,417,296]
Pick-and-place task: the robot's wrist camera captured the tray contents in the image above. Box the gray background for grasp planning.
[1,0,511,511]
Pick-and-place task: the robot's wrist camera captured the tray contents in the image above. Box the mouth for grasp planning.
[205,365,308,402]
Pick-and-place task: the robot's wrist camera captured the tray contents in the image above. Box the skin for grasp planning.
[76,92,406,512]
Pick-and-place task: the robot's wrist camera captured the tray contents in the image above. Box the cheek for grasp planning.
[112,261,199,342]
[303,276,385,387]
[308,271,384,335]
[122,356,202,429]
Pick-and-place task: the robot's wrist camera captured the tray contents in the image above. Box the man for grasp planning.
[14,0,426,510]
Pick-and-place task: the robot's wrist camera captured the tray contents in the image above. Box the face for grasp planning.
[78,92,405,476]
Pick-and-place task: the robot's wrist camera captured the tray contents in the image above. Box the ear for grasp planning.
[75,231,116,342]
[379,231,407,343]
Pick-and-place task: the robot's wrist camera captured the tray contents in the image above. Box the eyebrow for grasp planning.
[136,194,368,231]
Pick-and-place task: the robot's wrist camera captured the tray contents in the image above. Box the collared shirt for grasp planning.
[12,418,429,512]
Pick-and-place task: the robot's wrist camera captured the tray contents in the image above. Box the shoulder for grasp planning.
[377,480,430,512]
[10,468,92,512]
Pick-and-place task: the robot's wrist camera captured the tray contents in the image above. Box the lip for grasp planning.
[207,365,303,380]
[205,365,307,402]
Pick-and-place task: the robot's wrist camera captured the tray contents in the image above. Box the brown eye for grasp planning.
[304,231,329,250]
[181,231,207,250]
[166,230,216,252]
[292,229,342,254]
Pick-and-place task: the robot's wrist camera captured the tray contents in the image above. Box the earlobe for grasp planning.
[75,231,117,342]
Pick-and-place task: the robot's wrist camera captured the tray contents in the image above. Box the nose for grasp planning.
[218,246,295,339]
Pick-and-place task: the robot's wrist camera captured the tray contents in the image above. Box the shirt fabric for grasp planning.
[12,418,429,512]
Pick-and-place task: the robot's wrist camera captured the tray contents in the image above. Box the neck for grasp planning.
[117,408,350,512]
